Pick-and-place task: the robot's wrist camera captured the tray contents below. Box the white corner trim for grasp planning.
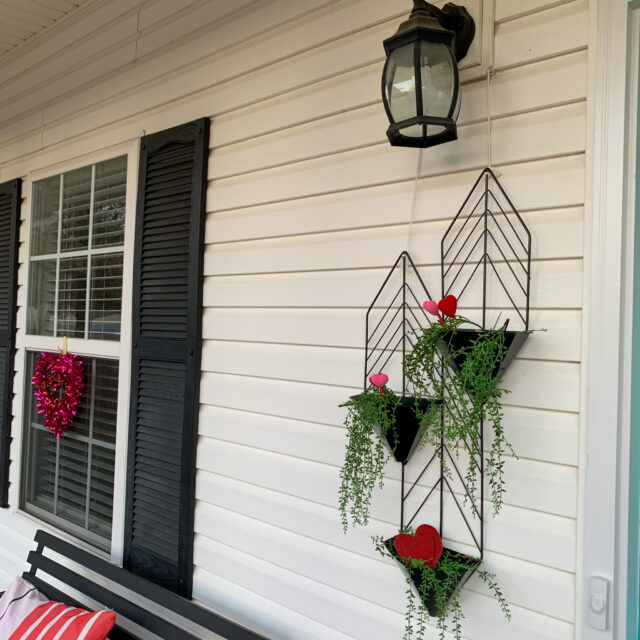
[110,137,139,564]
[579,1,634,639]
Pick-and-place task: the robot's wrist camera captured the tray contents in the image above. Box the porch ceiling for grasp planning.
[0,0,93,58]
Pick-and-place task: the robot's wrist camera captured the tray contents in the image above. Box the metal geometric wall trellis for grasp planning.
[363,250,483,557]
[364,251,434,396]
[362,168,532,566]
[442,167,532,331]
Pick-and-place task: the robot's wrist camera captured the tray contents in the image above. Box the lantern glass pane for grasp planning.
[385,43,418,125]
[420,40,455,118]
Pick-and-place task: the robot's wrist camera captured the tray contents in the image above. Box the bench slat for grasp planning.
[27,552,200,640]
[33,530,267,640]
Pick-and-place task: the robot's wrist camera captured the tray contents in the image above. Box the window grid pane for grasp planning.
[57,255,87,338]
[28,259,56,335]
[30,176,60,257]
[23,353,118,548]
[61,166,91,253]
[93,157,126,248]
[89,253,123,341]
[27,156,127,339]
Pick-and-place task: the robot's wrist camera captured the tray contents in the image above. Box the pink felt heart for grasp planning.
[438,295,458,318]
[393,524,443,569]
[423,300,440,316]
[369,373,389,389]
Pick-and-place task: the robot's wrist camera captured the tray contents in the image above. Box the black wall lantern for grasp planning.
[382,1,475,148]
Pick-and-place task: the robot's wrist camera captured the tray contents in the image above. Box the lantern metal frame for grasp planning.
[382,1,475,148]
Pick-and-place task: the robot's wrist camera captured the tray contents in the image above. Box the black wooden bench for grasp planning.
[20,530,269,640]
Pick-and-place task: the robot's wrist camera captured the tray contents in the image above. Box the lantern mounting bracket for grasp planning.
[409,1,475,62]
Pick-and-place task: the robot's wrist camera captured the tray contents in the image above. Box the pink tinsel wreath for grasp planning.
[32,352,85,439]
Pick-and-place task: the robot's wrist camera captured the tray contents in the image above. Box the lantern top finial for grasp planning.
[411,0,430,13]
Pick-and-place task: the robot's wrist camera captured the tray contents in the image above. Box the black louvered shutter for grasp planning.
[124,119,209,597]
[0,179,20,508]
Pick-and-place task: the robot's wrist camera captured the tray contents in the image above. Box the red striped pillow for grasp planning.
[0,577,116,640]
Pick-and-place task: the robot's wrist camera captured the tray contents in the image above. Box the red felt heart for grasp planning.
[393,524,443,569]
[438,295,458,318]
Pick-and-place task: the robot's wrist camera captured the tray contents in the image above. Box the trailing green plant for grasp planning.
[373,532,511,640]
[339,387,402,531]
[404,315,515,515]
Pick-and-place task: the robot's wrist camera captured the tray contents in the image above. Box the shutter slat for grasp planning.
[124,119,208,597]
[0,179,19,508]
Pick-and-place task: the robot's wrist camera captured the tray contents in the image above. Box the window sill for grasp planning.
[14,509,113,564]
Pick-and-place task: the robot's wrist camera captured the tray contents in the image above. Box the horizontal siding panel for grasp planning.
[22,0,585,158]
[0,0,137,86]
[0,133,42,165]
[495,0,575,23]
[0,13,138,123]
[208,103,585,211]
[198,399,578,470]
[193,567,360,640]
[209,82,485,180]
[0,111,43,147]
[194,534,408,640]
[491,50,587,116]
[0,41,137,127]
[135,1,258,59]
[200,341,579,411]
[202,308,581,363]
[41,0,390,141]
[0,531,29,578]
[138,0,199,31]
[211,47,587,151]
[194,535,574,640]
[39,23,389,153]
[210,103,390,181]
[211,62,385,149]
[43,0,586,133]
[203,208,583,275]
[494,0,588,69]
[201,365,578,464]
[203,260,583,309]
[210,56,587,180]
[194,502,575,621]
[196,418,576,518]
[492,102,586,166]
[196,471,577,572]
[206,155,585,242]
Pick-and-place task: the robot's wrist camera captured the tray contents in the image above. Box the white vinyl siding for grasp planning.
[0,1,587,639]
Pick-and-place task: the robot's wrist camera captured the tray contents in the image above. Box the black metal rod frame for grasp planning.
[363,168,531,563]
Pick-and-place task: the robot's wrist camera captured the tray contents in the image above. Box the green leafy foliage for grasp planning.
[339,388,402,531]
[403,316,515,515]
[374,532,511,640]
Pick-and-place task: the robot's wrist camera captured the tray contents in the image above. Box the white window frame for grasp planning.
[12,139,139,564]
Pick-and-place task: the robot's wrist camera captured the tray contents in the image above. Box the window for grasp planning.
[27,157,126,341]
[22,155,129,551]
[23,353,118,550]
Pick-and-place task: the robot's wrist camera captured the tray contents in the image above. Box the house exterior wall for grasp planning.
[0,1,590,639]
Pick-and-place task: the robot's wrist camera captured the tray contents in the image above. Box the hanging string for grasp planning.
[486,66,500,176]
[406,148,423,250]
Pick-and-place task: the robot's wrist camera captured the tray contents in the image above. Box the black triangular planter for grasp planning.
[350,395,434,464]
[385,537,480,617]
[442,329,528,379]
